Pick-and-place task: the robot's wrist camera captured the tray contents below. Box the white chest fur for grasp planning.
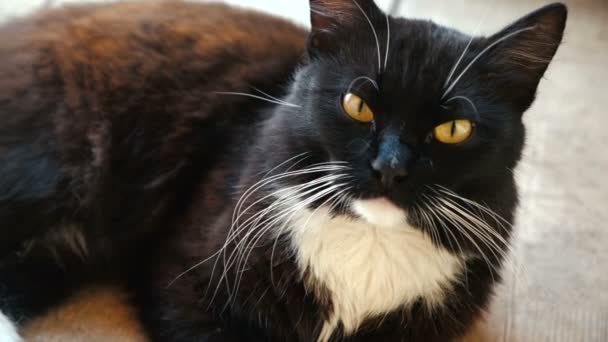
[287,198,463,341]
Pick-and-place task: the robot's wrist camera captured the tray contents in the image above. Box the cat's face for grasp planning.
[268,0,566,217]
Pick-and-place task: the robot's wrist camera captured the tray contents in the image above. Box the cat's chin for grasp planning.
[351,197,407,228]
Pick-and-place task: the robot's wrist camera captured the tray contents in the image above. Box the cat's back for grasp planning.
[0,1,307,114]
[0,1,306,252]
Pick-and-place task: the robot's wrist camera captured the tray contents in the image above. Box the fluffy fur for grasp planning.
[0,0,567,341]
[290,203,464,340]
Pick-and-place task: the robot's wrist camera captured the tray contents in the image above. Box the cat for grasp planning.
[0,0,567,341]
[0,1,305,339]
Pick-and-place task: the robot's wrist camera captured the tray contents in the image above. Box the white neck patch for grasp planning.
[287,198,464,341]
[0,311,22,342]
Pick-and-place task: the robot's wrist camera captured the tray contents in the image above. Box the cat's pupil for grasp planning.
[450,121,456,136]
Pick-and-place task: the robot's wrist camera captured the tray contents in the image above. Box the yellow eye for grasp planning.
[342,93,374,123]
[434,119,473,144]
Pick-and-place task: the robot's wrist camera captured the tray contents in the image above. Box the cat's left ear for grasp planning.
[308,0,383,55]
[484,3,567,112]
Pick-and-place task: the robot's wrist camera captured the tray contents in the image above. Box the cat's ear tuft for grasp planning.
[486,3,567,111]
[308,0,381,54]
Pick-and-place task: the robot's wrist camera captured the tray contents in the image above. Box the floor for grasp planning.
[2,0,607,341]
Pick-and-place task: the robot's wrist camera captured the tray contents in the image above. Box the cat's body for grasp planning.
[0,0,304,329]
[0,1,566,341]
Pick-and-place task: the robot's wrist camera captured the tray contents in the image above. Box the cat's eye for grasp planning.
[342,93,374,123]
[434,119,473,144]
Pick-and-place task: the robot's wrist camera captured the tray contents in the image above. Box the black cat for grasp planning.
[0,1,567,341]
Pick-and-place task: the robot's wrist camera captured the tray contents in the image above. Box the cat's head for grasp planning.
[257,0,566,238]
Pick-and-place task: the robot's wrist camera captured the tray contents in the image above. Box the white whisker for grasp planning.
[347,76,379,93]
[421,201,470,287]
[231,163,350,225]
[352,0,382,71]
[442,26,536,99]
[225,175,349,270]
[229,181,351,302]
[251,87,295,106]
[435,186,511,229]
[214,161,352,306]
[268,185,353,290]
[384,12,390,71]
[231,166,349,230]
[443,0,495,90]
[424,194,497,281]
[170,161,349,291]
[444,95,479,117]
[227,174,350,265]
[260,152,310,179]
[425,186,522,282]
[213,91,301,108]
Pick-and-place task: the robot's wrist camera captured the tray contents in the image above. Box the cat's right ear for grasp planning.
[308,0,380,55]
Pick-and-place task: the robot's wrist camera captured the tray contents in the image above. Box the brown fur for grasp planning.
[22,287,147,342]
[21,288,491,342]
[0,0,306,337]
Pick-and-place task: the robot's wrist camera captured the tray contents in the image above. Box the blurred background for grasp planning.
[1,0,606,341]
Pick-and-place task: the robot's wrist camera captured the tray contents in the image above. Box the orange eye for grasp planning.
[434,120,473,144]
[342,93,374,123]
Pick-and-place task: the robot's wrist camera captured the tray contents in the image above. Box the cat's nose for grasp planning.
[371,157,408,188]
[371,134,411,188]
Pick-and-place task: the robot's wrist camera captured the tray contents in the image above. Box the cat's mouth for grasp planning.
[350,197,407,228]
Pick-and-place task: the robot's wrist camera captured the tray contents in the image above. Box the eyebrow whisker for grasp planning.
[443,0,496,91]
[444,95,480,118]
[442,26,536,99]
[384,12,391,71]
[346,76,379,94]
[352,0,382,72]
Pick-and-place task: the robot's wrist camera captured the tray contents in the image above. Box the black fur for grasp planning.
[0,1,567,341]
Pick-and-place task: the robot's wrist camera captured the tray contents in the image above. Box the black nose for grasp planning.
[371,134,412,188]
[371,157,407,188]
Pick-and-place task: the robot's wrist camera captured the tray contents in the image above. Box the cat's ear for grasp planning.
[485,3,567,111]
[308,0,382,54]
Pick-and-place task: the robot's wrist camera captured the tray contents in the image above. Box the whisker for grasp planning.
[442,26,536,99]
[229,181,351,302]
[223,169,352,295]
[260,152,310,179]
[251,87,294,106]
[226,175,348,264]
[213,91,301,108]
[443,0,496,90]
[425,187,521,281]
[231,166,350,230]
[424,194,497,282]
[433,192,521,277]
[268,185,352,290]
[171,163,348,290]
[352,0,382,71]
[436,197,506,256]
[166,249,222,288]
[347,76,379,94]
[444,95,480,118]
[227,174,350,261]
[231,163,350,226]
[435,185,512,229]
[384,12,390,71]
[419,200,470,287]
